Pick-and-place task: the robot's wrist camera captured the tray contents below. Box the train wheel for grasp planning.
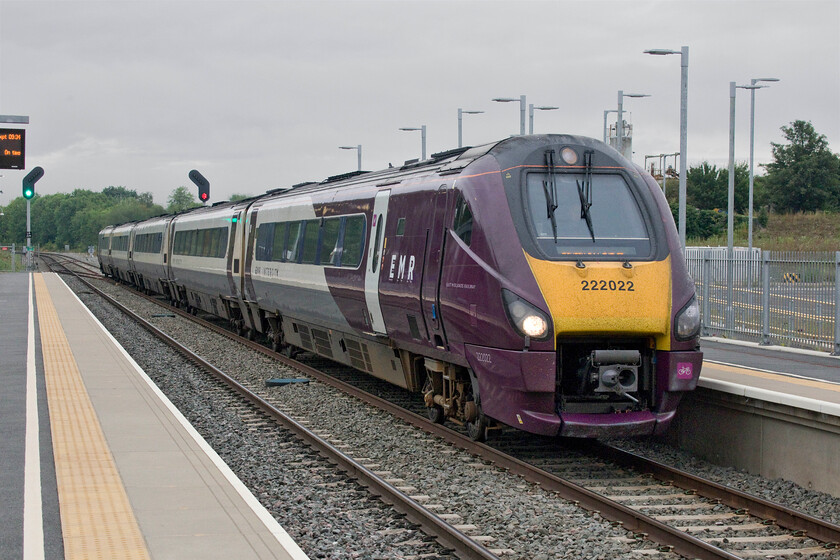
[426,405,445,424]
[466,415,488,442]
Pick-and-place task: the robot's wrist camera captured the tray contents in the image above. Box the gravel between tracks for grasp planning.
[71,275,840,559]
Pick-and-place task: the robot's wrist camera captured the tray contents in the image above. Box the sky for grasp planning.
[0,0,838,208]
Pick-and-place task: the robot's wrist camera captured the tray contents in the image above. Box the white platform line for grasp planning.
[23,272,45,560]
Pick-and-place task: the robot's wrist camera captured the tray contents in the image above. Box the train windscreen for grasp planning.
[524,172,651,259]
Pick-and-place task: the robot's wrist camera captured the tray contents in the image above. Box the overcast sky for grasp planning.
[0,0,838,207]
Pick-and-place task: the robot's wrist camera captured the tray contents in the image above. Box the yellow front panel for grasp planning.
[525,253,672,349]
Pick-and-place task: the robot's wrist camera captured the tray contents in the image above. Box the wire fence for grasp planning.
[686,247,840,355]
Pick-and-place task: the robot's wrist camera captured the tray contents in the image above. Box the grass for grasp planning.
[689,211,840,252]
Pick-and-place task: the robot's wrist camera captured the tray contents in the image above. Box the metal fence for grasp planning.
[686,247,840,354]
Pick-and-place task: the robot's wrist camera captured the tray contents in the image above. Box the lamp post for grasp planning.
[457,109,484,148]
[726,81,765,332]
[339,145,362,171]
[399,126,427,160]
[603,110,617,144]
[644,46,688,249]
[528,104,558,134]
[492,95,526,135]
[616,90,650,159]
[747,78,780,253]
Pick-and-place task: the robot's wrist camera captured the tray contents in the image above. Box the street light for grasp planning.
[399,125,427,160]
[616,90,650,159]
[528,104,558,134]
[492,95,526,135]
[747,78,780,253]
[603,110,617,144]
[644,46,688,249]
[725,81,765,332]
[339,145,362,171]
[457,109,484,148]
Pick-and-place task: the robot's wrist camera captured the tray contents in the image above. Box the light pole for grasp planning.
[399,126,426,160]
[603,110,617,144]
[339,145,362,171]
[747,78,779,253]
[644,46,688,249]
[616,90,650,159]
[528,104,558,134]
[726,81,765,331]
[457,109,483,148]
[492,95,526,135]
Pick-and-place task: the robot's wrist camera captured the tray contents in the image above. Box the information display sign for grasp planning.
[0,128,25,169]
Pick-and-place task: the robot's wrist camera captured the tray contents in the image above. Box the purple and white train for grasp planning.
[99,134,702,441]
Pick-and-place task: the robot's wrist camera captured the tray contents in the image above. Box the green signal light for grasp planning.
[23,187,34,199]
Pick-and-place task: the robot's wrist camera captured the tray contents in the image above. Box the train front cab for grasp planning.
[453,136,702,438]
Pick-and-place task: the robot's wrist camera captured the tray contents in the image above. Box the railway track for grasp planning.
[43,253,840,559]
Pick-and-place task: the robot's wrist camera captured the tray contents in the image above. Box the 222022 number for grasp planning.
[580,280,635,292]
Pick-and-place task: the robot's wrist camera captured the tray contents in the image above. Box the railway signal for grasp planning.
[189,169,210,203]
[23,166,43,199]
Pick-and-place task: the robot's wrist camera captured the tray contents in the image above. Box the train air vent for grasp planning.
[311,328,333,358]
[344,339,373,373]
[298,324,313,351]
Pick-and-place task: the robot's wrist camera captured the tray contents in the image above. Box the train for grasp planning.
[98,134,702,441]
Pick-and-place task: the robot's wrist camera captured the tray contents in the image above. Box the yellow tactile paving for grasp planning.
[704,361,840,393]
[35,273,151,560]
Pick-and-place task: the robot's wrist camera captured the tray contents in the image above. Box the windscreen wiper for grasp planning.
[576,150,595,242]
[542,150,559,243]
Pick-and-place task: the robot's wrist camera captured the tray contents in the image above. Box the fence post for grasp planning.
[761,252,771,345]
[833,251,840,355]
[702,256,710,335]
[11,243,15,272]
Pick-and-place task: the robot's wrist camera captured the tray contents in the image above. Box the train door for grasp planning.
[364,190,390,334]
[420,184,450,348]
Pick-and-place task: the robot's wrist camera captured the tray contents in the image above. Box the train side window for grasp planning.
[270,223,286,262]
[321,217,341,266]
[301,219,320,264]
[204,229,215,257]
[341,215,365,268]
[285,221,303,262]
[396,217,406,236]
[255,223,274,261]
[453,194,473,246]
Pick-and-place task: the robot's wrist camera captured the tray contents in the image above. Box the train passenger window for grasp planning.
[341,215,365,268]
[301,219,320,264]
[207,229,218,258]
[321,217,341,266]
[218,227,229,258]
[271,223,287,261]
[189,230,199,256]
[453,194,473,246]
[255,223,274,261]
[286,222,303,262]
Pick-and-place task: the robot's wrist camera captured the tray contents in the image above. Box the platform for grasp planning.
[699,337,840,416]
[0,271,309,560]
[666,336,840,497]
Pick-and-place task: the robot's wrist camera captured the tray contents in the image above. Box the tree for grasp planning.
[762,120,840,212]
[167,186,201,213]
[229,193,252,202]
[686,161,749,213]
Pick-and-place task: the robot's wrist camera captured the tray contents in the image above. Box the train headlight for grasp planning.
[674,296,701,340]
[502,289,551,340]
